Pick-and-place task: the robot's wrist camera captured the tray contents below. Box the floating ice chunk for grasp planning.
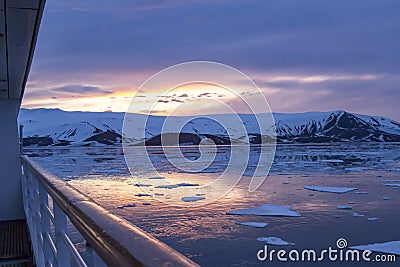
[142,202,151,206]
[350,240,400,255]
[351,213,364,217]
[354,191,368,194]
[345,167,365,172]
[368,217,379,221]
[380,159,397,163]
[337,205,352,210]
[321,159,344,163]
[383,183,400,187]
[161,184,182,189]
[155,183,199,189]
[382,197,390,200]
[117,203,137,209]
[155,185,178,189]
[154,193,164,196]
[182,196,205,202]
[135,193,151,197]
[380,180,400,183]
[134,183,152,187]
[283,182,290,185]
[348,201,356,204]
[235,222,268,228]
[227,204,301,217]
[177,183,199,187]
[257,237,295,246]
[304,186,358,194]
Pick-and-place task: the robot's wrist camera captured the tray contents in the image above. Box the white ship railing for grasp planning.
[21,155,199,267]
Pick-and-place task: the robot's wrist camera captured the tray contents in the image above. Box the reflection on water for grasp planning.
[24,144,400,266]
[25,143,400,179]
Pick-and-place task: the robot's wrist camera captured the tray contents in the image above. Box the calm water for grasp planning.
[25,144,400,266]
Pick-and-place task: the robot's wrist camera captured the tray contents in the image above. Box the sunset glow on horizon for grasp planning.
[22,0,400,120]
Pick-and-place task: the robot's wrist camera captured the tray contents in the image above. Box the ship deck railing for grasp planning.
[21,155,199,267]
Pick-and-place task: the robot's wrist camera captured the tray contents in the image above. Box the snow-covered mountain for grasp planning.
[18,108,400,146]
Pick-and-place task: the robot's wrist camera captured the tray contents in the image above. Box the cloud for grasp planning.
[198,92,211,97]
[23,84,114,102]
[32,0,400,75]
[52,85,113,95]
[24,0,400,120]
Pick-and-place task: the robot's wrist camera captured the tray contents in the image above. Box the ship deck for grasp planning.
[0,220,33,267]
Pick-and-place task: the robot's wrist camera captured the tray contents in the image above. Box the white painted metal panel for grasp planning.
[6,0,39,10]
[0,0,8,98]
[6,7,37,99]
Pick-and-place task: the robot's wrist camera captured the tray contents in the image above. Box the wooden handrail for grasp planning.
[21,155,199,267]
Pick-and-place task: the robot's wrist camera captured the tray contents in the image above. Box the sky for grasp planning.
[23,0,400,120]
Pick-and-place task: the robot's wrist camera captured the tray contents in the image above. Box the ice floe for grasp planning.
[337,205,352,210]
[257,237,295,246]
[134,183,152,187]
[155,185,178,189]
[235,222,268,228]
[155,185,179,189]
[351,213,364,217]
[155,183,199,189]
[368,217,379,221]
[345,167,365,172]
[227,204,301,217]
[304,186,358,194]
[382,183,400,187]
[117,203,136,209]
[350,240,400,255]
[321,159,344,163]
[380,179,400,183]
[182,196,205,202]
[177,183,200,187]
[382,197,390,200]
[355,191,368,194]
[135,193,151,197]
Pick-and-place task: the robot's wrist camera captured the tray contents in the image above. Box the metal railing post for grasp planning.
[32,178,45,266]
[21,155,199,267]
[54,202,71,267]
[39,184,54,266]
[19,124,24,156]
